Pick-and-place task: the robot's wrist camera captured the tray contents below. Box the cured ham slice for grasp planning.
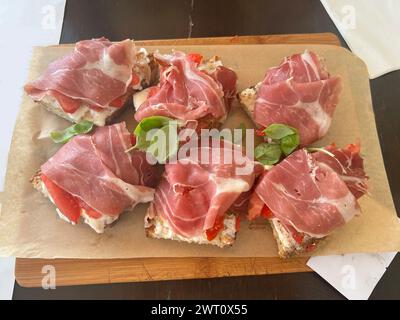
[41,122,158,218]
[25,38,137,114]
[254,51,342,146]
[134,52,237,124]
[312,143,368,199]
[150,140,261,238]
[252,147,367,238]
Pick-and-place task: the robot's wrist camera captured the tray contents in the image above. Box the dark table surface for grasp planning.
[13,0,400,300]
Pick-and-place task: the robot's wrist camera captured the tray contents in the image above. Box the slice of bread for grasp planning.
[38,95,130,127]
[269,218,321,258]
[145,203,237,248]
[31,171,118,233]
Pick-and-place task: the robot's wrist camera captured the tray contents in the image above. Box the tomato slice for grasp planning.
[306,242,317,252]
[235,215,241,232]
[147,86,160,98]
[206,215,225,241]
[256,128,266,137]
[52,90,81,114]
[284,224,304,245]
[131,72,140,87]
[130,134,136,146]
[76,199,102,219]
[187,53,203,66]
[41,174,81,224]
[291,231,304,245]
[261,205,274,219]
[110,96,125,108]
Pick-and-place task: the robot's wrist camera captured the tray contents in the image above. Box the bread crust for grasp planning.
[269,219,323,258]
[145,203,237,248]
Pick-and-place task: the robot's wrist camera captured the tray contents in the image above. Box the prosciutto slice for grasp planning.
[253,147,367,238]
[151,140,262,238]
[134,51,237,123]
[41,122,158,217]
[312,143,368,199]
[25,38,137,113]
[254,51,342,146]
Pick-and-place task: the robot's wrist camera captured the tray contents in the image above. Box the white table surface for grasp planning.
[0,0,65,300]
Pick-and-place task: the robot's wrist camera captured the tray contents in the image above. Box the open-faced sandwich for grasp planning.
[145,139,263,247]
[239,50,342,146]
[133,51,237,130]
[31,122,161,233]
[248,143,368,258]
[25,38,155,126]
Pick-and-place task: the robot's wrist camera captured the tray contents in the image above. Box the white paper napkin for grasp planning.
[307,252,397,300]
[321,0,400,79]
[0,0,65,300]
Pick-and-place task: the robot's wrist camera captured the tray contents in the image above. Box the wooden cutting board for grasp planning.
[15,33,340,288]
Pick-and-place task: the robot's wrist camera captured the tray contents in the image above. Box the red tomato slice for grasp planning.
[147,86,160,98]
[41,174,81,224]
[130,134,136,146]
[76,199,102,219]
[131,72,140,87]
[261,205,274,219]
[206,215,225,241]
[52,90,81,113]
[110,96,125,108]
[187,53,203,66]
[306,242,317,252]
[235,215,241,232]
[292,231,304,245]
[284,224,304,244]
[256,128,266,137]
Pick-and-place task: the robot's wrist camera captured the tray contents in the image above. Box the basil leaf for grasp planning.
[255,143,282,165]
[134,116,175,137]
[134,116,179,163]
[264,124,297,140]
[280,133,300,156]
[146,124,179,164]
[50,120,94,144]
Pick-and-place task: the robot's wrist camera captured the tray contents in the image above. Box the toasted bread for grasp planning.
[31,171,118,233]
[145,203,237,248]
[268,218,321,258]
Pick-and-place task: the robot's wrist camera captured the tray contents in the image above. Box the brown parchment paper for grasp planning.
[0,44,399,259]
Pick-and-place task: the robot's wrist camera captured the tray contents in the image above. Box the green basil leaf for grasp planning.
[146,123,179,164]
[280,133,300,156]
[264,124,298,140]
[134,116,175,137]
[50,120,94,144]
[134,116,179,163]
[254,143,282,165]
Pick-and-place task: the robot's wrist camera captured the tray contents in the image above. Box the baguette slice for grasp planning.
[268,218,321,258]
[31,171,118,233]
[145,203,238,248]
